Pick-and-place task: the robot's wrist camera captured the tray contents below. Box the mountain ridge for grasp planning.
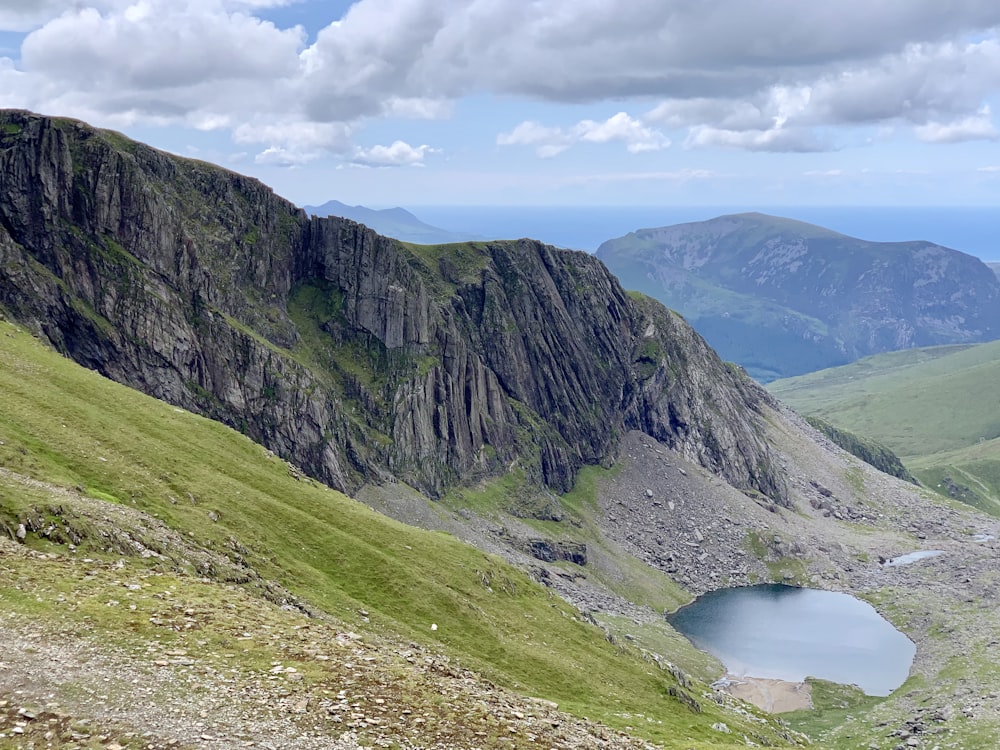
[597,212,1000,381]
[0,109,785,503]
[303,198,480,244]
[6,109,1000,748]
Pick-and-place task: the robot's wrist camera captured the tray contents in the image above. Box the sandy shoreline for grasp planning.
[718,674,813,713]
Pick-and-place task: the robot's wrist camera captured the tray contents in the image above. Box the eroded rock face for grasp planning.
[0,110,785,503]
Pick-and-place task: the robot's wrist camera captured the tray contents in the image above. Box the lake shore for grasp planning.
[721,675,813,713]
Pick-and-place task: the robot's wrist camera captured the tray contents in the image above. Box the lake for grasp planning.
[668,584,915,696]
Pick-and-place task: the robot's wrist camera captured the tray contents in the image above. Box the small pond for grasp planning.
[882,550,943,567]
[668,584,915,696]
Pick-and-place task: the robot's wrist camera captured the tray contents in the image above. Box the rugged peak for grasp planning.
[0,109,786,503]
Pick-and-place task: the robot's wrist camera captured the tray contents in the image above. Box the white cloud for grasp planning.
[0,0,84,32]
[574,112,670,153]
[646,98,770,131]
[4,0,1000,157]
[686,125,827,153]
[381,97,453,120]
[21,3,304,90]
[351,140,436,167]
[977,165,1000,172]
[497,121,571,158]
[498,112,669,157]
[235,120,354,165]
[915,108,999,143]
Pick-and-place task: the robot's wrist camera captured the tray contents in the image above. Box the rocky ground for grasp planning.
[5,393,1000,749]
[363,403,1000,748]
[0,537,658,750]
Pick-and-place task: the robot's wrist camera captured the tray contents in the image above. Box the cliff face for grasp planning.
[598,213,1000,381]
[0,110,785,502]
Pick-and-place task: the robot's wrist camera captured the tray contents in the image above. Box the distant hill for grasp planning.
[769,341,1000,516]
[597,213,1000,382]
[989,261,1000,280]
[303,199,480,244]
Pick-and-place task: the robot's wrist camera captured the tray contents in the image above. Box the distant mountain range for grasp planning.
[597,212,1000,381]
[303,199,480,244]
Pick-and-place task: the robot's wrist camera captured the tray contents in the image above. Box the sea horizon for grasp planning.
[407,204,1000,262]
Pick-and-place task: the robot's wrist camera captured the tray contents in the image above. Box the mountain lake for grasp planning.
[668,584,915,695]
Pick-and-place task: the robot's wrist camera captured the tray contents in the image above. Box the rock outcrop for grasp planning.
[0,110,784,502]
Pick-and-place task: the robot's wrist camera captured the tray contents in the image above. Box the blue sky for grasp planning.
[2,1,1000,209]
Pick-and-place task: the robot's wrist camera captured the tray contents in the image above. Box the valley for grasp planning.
[770,340,1000,517]
[2,110,1000,749]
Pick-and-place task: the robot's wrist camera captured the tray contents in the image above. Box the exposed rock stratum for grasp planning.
[0,110,784,503]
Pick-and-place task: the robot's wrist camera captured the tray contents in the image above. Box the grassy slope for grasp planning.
[0,318,795,748]
[768,340,1000,515]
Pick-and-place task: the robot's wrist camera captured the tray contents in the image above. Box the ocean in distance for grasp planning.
[410,205,1000,261]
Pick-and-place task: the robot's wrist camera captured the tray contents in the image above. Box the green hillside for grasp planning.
[598,213,1000,382]
[769,340,1000,516]
[0,317,797,748]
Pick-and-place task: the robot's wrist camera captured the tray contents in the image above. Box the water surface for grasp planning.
[668,584,914,695]
[882,550,943,567]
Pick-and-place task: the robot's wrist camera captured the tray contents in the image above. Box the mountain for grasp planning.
[769,340,1000,516]
[303,199,480,244]
[989,261,1000,280]
[1,318,803,748]
[5,110,1000,748]
[597,212,1000,382]
[0,110,784,504]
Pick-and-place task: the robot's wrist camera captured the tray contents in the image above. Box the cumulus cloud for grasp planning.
[21,3,303,90]
[351,140,436,167]
[4,0,1000,156]
[915,108,999,143]
[234,120,354,165]
[498,112,669,157]
[685,125,828,153]
[0,0,84,32]
[497,121,571,158]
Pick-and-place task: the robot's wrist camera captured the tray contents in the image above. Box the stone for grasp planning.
[0,108,790,504]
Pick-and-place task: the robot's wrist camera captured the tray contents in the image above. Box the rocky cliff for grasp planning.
[0,110,785,502]
[598,213,1000,381]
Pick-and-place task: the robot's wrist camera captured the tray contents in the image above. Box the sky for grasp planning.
[2,1,1000,209]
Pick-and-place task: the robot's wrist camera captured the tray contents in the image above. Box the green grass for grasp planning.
[593,613,724,684]
[769,340,1000,515]
[0,320,797,748]
[440,464,693,614]
[782,678,886,743]
[768,340,1000,459]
